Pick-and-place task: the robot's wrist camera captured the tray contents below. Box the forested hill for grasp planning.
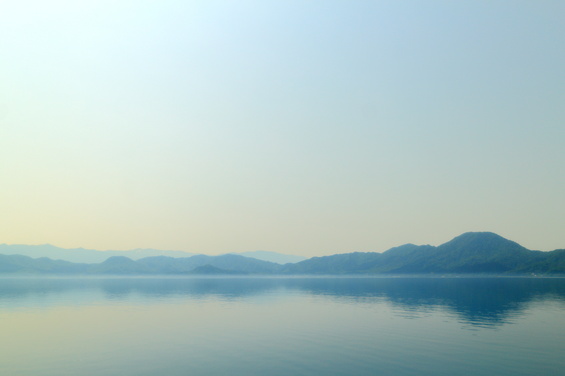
[281,232,565,275]
[0,232,563,275]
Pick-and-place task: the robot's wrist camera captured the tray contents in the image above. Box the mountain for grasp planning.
[87,254,281,275]
[0,244,194,263]
[513,249,565,274]
[0,253,281,275]
[371,232,543,273]
[88,256,153,274]
[281,252,381,274]
[136,254,281,274]
[282,232,561,275]
[0,244,305,265]
[0,254,90,274]
[190,265,245,275]
[0,232,563,275]
[232,251,307,264]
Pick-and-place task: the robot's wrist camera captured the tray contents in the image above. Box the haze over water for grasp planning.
[1,277,564,376]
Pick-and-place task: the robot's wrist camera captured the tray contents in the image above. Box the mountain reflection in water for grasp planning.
[1,276,564,328]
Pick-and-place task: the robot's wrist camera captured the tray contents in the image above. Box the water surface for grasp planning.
[1,276,563,375]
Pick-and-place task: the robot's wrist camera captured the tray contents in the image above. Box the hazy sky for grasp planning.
[1,1,564,256]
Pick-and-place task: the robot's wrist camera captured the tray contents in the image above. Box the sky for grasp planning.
[1,1,564,256]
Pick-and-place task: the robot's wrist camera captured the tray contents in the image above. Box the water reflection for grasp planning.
[287,277,565,327]
[1,276,564,327]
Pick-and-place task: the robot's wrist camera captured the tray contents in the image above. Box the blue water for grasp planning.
[0,276,564,376]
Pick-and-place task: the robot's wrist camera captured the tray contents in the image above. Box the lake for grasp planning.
[1,276,564,375]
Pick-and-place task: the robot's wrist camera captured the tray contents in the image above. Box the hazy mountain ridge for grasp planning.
[0,232,564,275]
[0,254,90,274]
[136,254,281,274]
[281,232,565,275]
[0,244,195,263]
[231,251,307,264]
[0,244,304,265]
[0,254,281,275]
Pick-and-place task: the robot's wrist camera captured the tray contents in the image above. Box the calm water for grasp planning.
[0,276,564,376]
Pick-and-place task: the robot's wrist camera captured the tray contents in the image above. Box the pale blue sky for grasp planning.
[1,1,564,256]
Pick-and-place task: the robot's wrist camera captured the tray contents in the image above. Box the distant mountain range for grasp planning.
[0,244,305,265]
[0,244,195,263]
[0,253,280,275]
[232,251,307,264]
[0,232,563,275]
